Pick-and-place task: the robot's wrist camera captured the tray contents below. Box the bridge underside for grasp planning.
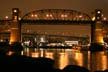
[21,24,91,37]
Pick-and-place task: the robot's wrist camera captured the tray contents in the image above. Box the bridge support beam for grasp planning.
[10,8,21,44]
[89,9,105,51]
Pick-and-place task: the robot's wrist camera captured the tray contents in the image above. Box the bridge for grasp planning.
[0,8,108,51]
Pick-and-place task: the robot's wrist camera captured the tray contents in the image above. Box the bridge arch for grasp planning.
[21,9,92,21]
[20,9,92,46]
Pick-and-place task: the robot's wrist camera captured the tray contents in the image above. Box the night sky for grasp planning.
[0,0,108,19]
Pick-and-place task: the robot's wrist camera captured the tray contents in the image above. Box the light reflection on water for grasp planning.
[90,51,108,72]
[21,48,108,72]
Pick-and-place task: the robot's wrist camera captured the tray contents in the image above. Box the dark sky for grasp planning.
[0,0,108,19]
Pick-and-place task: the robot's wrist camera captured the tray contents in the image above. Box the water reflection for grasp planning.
[21,48,108,71]
[90,51,107,72]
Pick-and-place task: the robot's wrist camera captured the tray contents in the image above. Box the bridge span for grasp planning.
[0,8,108,51]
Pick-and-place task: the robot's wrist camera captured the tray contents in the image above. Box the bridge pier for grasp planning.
[89,9,105,51]
[9,8,23,54]
[10,8,21,44]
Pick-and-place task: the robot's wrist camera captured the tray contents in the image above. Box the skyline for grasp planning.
[0,0,108,19]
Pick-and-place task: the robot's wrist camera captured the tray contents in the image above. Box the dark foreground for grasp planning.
[0,42,108,72]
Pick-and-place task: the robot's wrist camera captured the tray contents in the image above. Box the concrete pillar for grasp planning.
[90,9,105,51]
[93,9,104,44]
[10,8,21,44]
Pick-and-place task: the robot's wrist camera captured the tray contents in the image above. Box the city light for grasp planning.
[5,16,9,19]
[0,9,108,47]
[97,10,101,14]
[0,8,108,72]
[103,17,107,21]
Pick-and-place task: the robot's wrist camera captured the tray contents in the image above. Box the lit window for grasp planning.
[13,10,17,13]
[5,16,9,19]
[34,14,38,17]
[97,17,100,19]
[14,16,17,20]
[61,14,68,18]
[79,15,82,18]
[31,14,34,17]
[103,17,107,21]
[92,17,95,21]
[97,11,101,14]
[46,14,49,17]
[46,14,52,17]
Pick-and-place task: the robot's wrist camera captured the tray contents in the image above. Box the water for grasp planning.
[21,47,108,72]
